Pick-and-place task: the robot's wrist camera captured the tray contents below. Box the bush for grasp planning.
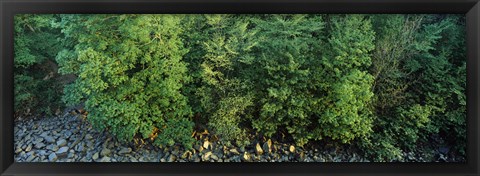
[360,14,467,161]
[48,14,467,155]
[190,15,257,146]
[55,14,194,148]
[14,14,64,117]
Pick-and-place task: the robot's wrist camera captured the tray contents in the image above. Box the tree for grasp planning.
[55,14,194,148]
[14,14,64,117]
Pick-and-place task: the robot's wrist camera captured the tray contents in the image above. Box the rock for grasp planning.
[85,134,93,140]
[56,147,69,158]
[87,141,94,148]
[160,158,166,162]
[119,147,132,155]
[15,147,23,154]
[44,136,55,143]
[242,152,251,162]
[239,146,245,153]
[263,139,272,153]
[26,155,36,162]
[100,156,111,162]
[197,146,204,153]
[299,151,305,161]
[37,150,47,156]
[46,144,59,152]
[229,148,240,155]
[34,142,46,149]
[439,147,450,154]
[25,144,32,152]
[64,131,73,139]
[48,153,58,162]
[192,155,201,162]
[40,132,49,138]
[108,142,114,149]
[56,139,67,147]
[34,138,44,144]
[211,153,219,161]
[181,151,192,159]
[168,155,177,162]
[203,141,211,150]
[438,154,447,162]
[255,143,264,155]
[289,145,295,153]
[92,152,99,160]
[75,144,85,153]
[68,152,75,159]
[202,151,212,161]
[99,148,111,158]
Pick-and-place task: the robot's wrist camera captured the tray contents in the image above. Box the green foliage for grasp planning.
[55,14,194,148]
[15,14,465,156]
[195,15,257,146]
[245,14,326,146]
[410,15,467,155]
[316,15,375,144]
[360,14,467,161]
[14,14,64,117]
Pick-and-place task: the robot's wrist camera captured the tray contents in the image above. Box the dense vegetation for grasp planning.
[14,14,466,161]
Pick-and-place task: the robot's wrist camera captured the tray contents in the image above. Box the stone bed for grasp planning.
[13,113,455,162]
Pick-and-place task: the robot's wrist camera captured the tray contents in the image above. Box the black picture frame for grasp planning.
[1,0,479,175]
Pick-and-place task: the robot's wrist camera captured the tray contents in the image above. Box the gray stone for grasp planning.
[39,132,49,138]
[26,155,36,162]
[37,150,47,156]
[56,147,69,158]
[100,157,111,162]
[34,142,46,149]
[85,134,93,140]
[168,155,177,162]
[68,152,75,159]
[193,155,201,162]
[92,152,99,160]
[64,131,73,138]
[56,139,67,147]
[15,147,23,154]
[44,136,55,143]
[25,144,32,152]
[118,147,132,155]
[211,153,219,161]
[34,138,44,144]
[48,153,58,162]
[46,144,59,152]
[101,148,111,157]
[76,144,85,152]
[108,142,114,149]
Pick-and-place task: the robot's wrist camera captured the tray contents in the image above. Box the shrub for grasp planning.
[245,14,375,146]
[14,14,64,117]
[194,15,257,146]
[55,14,194,148]
[361,14,467,161]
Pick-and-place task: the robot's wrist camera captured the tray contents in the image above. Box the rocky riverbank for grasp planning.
[14,113,463,162]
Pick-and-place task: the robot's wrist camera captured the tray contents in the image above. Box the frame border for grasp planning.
[1,0,479,175]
